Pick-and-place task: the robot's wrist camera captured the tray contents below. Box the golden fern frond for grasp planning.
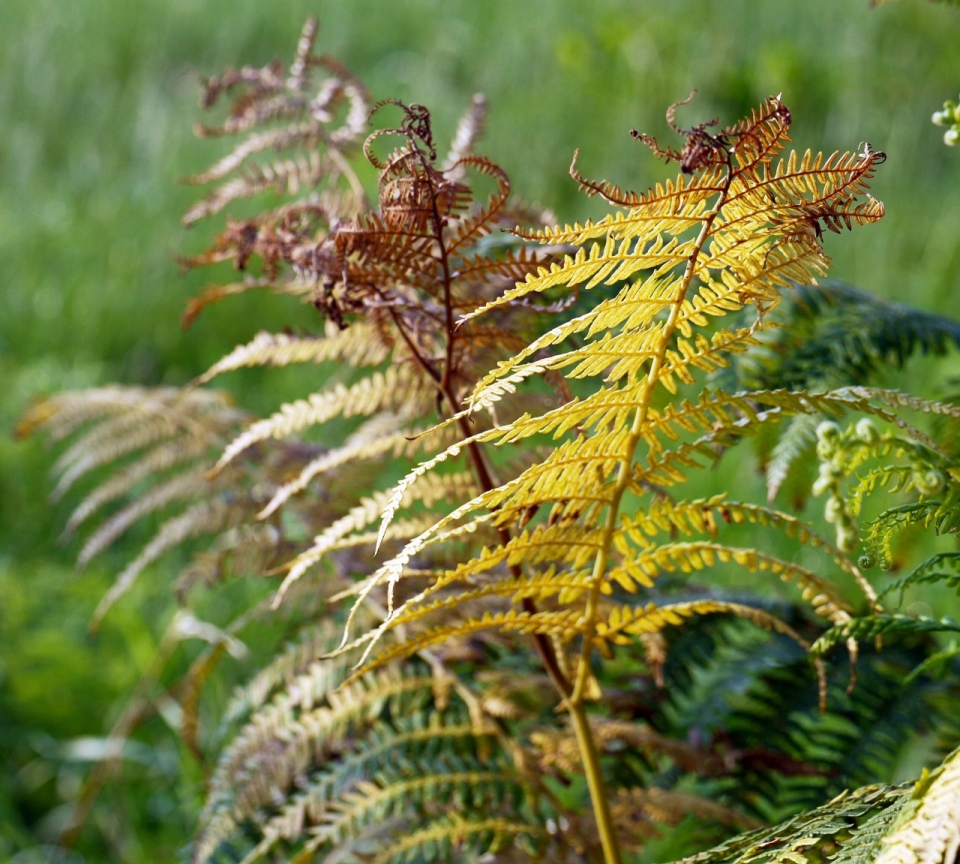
[344,552,844,680]
[345,99,888,750]
[193,322,389,385]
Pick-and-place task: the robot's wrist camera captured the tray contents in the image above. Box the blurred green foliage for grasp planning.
[4,0,960,860]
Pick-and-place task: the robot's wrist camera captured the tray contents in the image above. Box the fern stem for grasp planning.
[387,302,574,696]
[570,699,620,864]
[568,178,731,864]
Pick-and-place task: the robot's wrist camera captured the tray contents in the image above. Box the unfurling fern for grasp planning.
[20,19,960,864]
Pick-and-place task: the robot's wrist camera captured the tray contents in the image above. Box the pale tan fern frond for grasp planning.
[212,364,433,473]
[442,93,487,175]
[76,467,211,568]
[16,386,229,442]
[91,499,236,630]
[61,436,210,540]
[193,322,389,386]
[258,416,457,519]
[873,746,960,864]
[277,472,481,603]
[184,152,340,224]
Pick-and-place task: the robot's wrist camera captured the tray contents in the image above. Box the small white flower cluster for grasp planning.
[932,97,960,146]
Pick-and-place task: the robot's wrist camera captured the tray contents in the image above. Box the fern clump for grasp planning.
[18,18,960,864]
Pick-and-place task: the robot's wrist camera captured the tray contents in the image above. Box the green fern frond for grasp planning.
[234,712,497,864]
[765,414,820,502]
[863,500,960,569]
[878,553,960,606]
[221,621,348,728]
[729,281,960,393]
[811,614,960,657]
[365,814,543,864]
[196,668,439,863]
[675,781,912,864]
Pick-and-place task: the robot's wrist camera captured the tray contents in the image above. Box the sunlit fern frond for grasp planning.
[345,97,889,704]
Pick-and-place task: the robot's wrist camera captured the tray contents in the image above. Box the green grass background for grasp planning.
[3,0,960,860]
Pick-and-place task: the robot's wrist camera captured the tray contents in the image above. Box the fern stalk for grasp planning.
[570,166,732,864]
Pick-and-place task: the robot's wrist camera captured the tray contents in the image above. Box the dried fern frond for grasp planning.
[183,15,368,228]
[192,322,389,385]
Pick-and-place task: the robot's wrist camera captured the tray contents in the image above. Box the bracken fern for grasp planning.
[19,18,960,864]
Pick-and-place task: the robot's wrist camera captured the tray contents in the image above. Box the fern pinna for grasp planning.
[18,18,960,864]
